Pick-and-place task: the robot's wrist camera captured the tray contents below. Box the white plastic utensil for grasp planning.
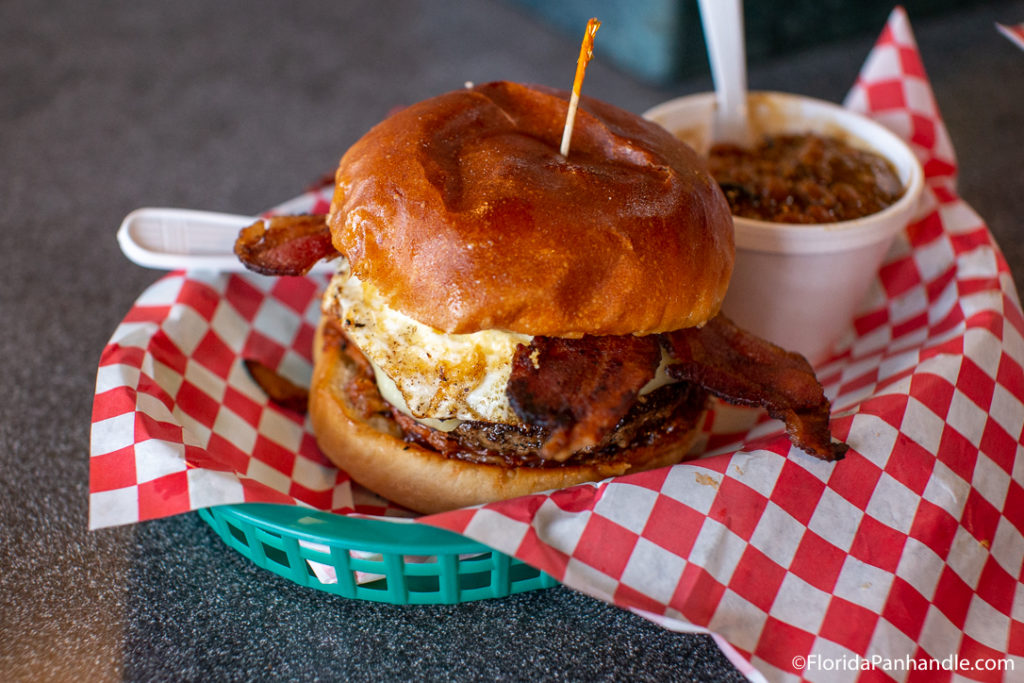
[117,207,335,274]
[697,0,754,148]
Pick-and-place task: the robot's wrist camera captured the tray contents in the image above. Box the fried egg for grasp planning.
[323,262,532,430]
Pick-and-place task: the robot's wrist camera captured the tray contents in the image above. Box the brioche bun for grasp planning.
[312,81,731,512]
[327,80,733,337]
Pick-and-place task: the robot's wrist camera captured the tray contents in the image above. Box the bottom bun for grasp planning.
[309,320,705,514]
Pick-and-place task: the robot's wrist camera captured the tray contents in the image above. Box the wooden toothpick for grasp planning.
[559,17,601,158]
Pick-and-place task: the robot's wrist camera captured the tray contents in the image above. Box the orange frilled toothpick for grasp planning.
[559,17,601,158]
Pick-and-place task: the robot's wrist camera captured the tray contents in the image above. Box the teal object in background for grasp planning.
[512,0,694,83]
[199,504,558,604]
[509,0,999,84]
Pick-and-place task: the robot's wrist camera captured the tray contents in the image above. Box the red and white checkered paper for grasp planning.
[91,9,1024,682]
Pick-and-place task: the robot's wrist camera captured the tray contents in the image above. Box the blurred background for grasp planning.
[513,0,1009,84]
[5,0,1020,289]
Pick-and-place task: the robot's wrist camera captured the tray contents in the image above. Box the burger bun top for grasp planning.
[327,81,734,337]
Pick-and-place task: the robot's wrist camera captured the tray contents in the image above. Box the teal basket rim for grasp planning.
[199,503,557,604]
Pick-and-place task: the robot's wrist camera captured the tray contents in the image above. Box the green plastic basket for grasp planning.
[198,503,557,604]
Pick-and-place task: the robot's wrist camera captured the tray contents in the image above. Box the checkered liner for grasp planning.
[90,9,1023,682]
[90,190,412,523]
[997,22,1024,50]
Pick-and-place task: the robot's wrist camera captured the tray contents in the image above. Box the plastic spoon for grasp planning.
[117,207,335,274]
[697,0,754,147]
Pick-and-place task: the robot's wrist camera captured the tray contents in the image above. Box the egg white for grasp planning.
[323,262,532,430]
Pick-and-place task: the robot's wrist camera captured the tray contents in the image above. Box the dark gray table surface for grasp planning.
[2,1,1021,680]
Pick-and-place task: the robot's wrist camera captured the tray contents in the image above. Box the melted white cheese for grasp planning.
[324,263,532,428]
[640,347,676,396]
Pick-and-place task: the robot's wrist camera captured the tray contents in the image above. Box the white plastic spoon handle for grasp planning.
[117,207,335,274]
[697,0,753,147]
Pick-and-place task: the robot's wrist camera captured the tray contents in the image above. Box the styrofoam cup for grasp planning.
[644,92,924,364]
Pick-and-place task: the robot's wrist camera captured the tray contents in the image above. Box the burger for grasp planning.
[235,81,847,514]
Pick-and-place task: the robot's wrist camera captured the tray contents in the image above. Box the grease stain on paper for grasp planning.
[695,472,720,489]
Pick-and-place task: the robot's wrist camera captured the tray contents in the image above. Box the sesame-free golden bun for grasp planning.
[327,80,734,337]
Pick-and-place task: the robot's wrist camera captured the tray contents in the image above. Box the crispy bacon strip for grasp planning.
[506,316,845,462]
[243,359,309,414]
[239,220,844,460]
[506,334,661,460]
[234,214,337,276]
[663,315,847,461]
